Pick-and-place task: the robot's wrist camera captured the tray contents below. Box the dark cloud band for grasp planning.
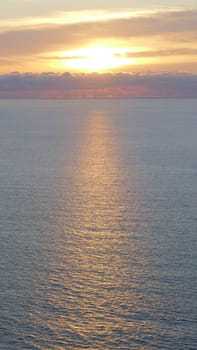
[0,72,197,98]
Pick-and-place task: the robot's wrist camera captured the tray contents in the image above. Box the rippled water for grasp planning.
[0,99,196,349]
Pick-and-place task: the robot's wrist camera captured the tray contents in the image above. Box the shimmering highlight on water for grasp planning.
[0,99,196,349]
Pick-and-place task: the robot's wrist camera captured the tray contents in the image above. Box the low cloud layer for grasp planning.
[0,72,197,98]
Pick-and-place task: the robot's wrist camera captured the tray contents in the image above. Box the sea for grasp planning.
[0,99,196,350]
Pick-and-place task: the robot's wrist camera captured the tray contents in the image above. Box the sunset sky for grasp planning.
[1,0,197,97]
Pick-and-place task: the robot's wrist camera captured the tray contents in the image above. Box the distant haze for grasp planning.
[0,72,197,98]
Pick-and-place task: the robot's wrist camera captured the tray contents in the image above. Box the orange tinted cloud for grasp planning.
[0,8,197,74]
[0,9,197,56]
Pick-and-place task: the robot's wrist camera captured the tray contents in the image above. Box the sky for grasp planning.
[0,0,197,98]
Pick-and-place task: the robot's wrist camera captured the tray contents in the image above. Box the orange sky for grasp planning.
[1,3,197,74]
[0,1,197,97]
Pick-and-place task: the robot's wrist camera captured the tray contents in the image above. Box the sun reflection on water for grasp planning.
[39,109,146,349]
[70,110,127,232]
[3,101,196,350]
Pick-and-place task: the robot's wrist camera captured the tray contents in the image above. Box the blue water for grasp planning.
[0,99,196,349]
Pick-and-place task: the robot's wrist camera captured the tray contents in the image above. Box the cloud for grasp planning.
[118,48,197,58]
[0,72,197,98]
[40,55,90,61]
[0,9,197,56]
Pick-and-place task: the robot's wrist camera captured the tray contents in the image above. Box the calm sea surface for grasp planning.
[0,99,196,349]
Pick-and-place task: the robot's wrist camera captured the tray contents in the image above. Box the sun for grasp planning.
[61,46,133,72]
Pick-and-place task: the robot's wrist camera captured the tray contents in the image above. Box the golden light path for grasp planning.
[38,105,147,349]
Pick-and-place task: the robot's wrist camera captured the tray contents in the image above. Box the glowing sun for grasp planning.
[61,46,132,72]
